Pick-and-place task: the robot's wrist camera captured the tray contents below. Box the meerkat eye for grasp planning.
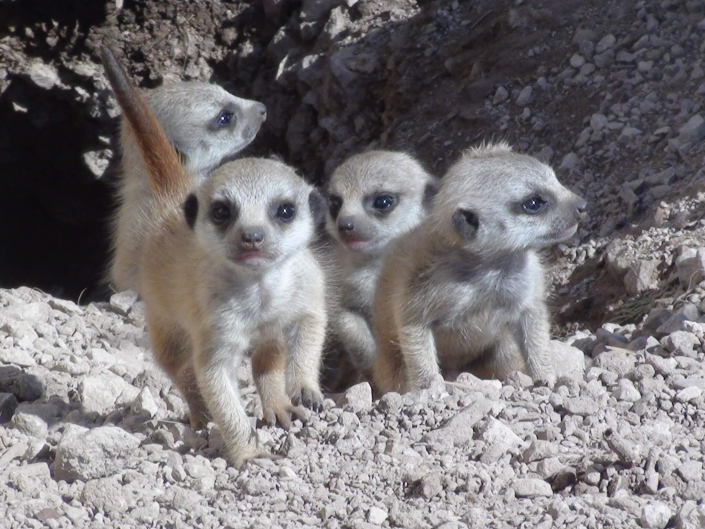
[276,203,296,222]
[210,202,231,224]
[328,195,343,218]
[372,195,396,211]
[217,110,234,127]
[522,196,548,215]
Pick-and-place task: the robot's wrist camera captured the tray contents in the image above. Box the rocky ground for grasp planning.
[1,0,705,527]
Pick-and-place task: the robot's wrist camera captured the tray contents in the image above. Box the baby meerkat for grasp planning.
[323,151,438,380]
[372,142,588,394]
[102,48,326,467]
[109,64,267,292]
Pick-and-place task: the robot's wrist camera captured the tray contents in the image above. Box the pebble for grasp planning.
[641,502,672,529]
[513,479,553,498]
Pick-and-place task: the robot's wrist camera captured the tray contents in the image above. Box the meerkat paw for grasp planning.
[231,444,283,469]
[262,402,310,430]
[290,385,324,413]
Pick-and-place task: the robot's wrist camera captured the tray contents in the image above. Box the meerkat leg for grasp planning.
[194,331,277,468]
[148,318,209,429]
[372,338,407,395]
[515,306,556,384]
[286,313,326,412]
[399,324,441,392]
[334,309,376,378]
[252,340,308,429]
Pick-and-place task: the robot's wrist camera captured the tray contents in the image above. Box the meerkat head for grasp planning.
[143,82,267,176]
[182,158,324,271]
[324,150,437,254]
[431,142,587,255]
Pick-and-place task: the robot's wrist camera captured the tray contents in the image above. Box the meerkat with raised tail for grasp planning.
[372,142,588,394]
[101,48,327,467]
[109,59,267,293]
[323,151,438,383]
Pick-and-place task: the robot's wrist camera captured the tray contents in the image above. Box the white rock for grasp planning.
[27,62,61,90]
[0,348,36,367]
[675,386,702,403]
[493,86,509,104]
[79,373,140,414]
[641,502,672,529]
[551,341,586,380]
[516,86,533,106]
[368,506,388,525]
[131,387,159,418]
[513,478,552,497]
[559,152,579,171]
[109,291,139,316]
[53,426,141,482]
[480,418,524,464]
[342,382,372,412]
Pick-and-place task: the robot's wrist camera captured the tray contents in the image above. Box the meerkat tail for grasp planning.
[100,46,188,199]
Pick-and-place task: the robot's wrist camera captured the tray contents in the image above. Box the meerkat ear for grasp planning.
[308,189,327,226]
[183,193,199,230]
[452,208,479,241]
[422,182,439,209]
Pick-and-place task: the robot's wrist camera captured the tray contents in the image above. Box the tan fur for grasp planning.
[372,143,587,394]
[323,150,437,382]
[106,52,267,293]
[101,48,325,468]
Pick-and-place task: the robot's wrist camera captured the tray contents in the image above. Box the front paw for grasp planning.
[231,443,283,469]
[290,385,324,413]
[262,402,309,430]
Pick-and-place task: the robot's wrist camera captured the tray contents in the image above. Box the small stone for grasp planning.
[523,440,559,462]
[0,348,36,367]
[52,426,141,482]
[27,62,61,90]
[655,314,689,335]
[613,379,641,403]
[676,249,705,289]
[377,392,402,413]
[12,408,48,438]
[551,341,585,380]
[513,478,552,498]
[675,386,702,403]
[641,502,672,529]
[595,34,616,54]
[678,115,705,144]
[493,86,509,104]
[624,260,659,295]
[131,387,159,418]
[590,113,609,131]
[560,152,579,171]
[424,398,492,444]
[570,54,585,68]
[420,472,443,499]
[480,418,524,464]
[342,382,372,412]
[563,397,599,416]
[663,331,699,357]
[79,373,140,415]
[594,351,636,376]
[516,86,533,106]
[676,461,703,483]
[109,291,139,316]
[368,506,388,525]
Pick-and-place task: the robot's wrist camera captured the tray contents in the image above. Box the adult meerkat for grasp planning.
[323,151,437,382]
[372,143,588,394]
[109,65,267,292]
[101,48,326,467]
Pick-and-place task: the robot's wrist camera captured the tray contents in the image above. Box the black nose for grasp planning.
[338,218,354,232]
[257,103,267,120]
[242,227,265,246]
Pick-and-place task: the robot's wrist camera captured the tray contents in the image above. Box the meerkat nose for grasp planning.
[241,227,265,246]
[575,199,589,220]
[257,103,267,120]
[338,218,355,232]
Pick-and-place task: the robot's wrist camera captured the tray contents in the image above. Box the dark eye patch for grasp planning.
[210,200,232,225]
[328,194,343,219]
